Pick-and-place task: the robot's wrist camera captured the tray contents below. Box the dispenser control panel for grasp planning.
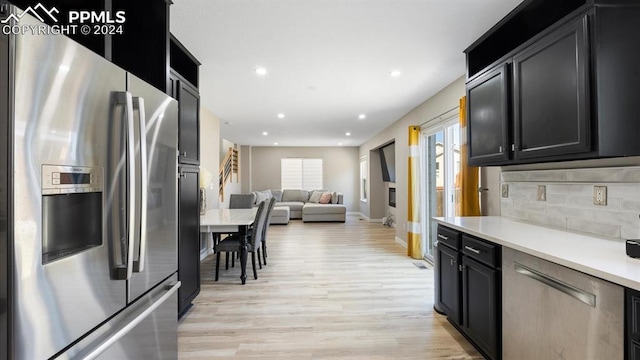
[42,165,103,194]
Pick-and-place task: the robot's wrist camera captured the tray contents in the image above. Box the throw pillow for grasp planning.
[271,189,283,202]
[255,189,272,204]
[308,191,322,203]
[319,192,332,204]
[331,191,339,204]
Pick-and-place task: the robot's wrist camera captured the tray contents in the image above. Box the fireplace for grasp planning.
[389,187,396,208]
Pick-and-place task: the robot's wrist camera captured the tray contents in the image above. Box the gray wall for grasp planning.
[250,146,360,211]
[200,106,221,210]
[359,76,466,243]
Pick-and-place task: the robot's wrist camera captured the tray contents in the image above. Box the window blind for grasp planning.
[281,158,323,190]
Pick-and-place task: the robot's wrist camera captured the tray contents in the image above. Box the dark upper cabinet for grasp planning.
[513,15,590,160]
[170,36,201,166]
[467,63,511,165]
[178,166,200,317]
[176,79,200,165]
[437,244,461,325]
[465,0,640,166]
[111,0,171,92]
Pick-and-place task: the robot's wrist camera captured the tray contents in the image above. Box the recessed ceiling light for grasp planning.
[277,113,285,119]
[390,70,401,77]
[255,67,267,76]
[338,142,343,146]
[262,131,268,136]
[345,132,351,136]
[274,142,278,146]
[358,114,366,120]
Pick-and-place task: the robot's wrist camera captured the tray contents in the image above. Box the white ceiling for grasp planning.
[170,0,522,147]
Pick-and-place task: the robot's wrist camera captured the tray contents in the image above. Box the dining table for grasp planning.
[200,208,257,284]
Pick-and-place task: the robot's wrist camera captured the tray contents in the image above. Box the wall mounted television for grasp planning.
[379,142,395,183]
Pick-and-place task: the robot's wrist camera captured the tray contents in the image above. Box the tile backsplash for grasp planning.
[501,167,640,240]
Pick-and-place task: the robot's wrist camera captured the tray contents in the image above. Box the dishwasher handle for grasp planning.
[514,262,596,307]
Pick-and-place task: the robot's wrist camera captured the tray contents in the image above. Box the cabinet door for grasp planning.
[513,15,590,160]
[466,63,511,165]
[178,168,200,316]
[462,256,499,360]
[178,81,200,165]
[437,244,461,325]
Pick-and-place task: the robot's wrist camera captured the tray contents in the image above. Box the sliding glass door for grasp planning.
[420,118,460,261]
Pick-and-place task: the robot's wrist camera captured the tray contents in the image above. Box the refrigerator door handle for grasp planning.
[81,281,182,360]
[132,96,148,273]
[112,92,136,280]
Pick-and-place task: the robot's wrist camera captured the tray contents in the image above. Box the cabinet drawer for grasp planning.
[437,225,461,250]
[462,235,499,268]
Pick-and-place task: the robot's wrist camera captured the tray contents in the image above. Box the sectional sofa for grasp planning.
[251,189,346,224]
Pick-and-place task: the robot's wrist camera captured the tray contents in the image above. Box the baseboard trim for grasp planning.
[395,236,407,248]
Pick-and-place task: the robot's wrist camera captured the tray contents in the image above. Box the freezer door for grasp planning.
[11,14,130,360]
[127,74,178,302]
[56,274,180,360]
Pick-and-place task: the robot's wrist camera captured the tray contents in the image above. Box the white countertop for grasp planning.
[434,216,640,291]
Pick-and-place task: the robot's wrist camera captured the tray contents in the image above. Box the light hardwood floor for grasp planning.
[178,215,482,359]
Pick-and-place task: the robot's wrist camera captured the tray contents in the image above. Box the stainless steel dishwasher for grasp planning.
[502,247,624,360]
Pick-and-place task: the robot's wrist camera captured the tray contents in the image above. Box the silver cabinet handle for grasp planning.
[514,262,596,307]
[132,96,147,273]
[82,281,181,360]
[437,234,448,241]
[465,246,481,254]
[499,145,503,153]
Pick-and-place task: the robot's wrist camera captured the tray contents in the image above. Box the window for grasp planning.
[281,158,323,190]
[360,157,367,201]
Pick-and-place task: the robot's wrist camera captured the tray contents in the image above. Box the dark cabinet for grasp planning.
[177,80,200,165]
[435,226,501,360]
[178,166,200,317]
[467,64,510,165]
[465,1,640,166]
[626,288,640,360]
[437,244,461,325]
[513,15,590,160]
[462,256,499,360]
[169,36,201,166]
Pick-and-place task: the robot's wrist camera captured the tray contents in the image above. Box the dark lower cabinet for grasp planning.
[436,225,501,360]
[462,256,500,360]
[626,288,640,360]
[437,243,461,325]
[178,166,200,317]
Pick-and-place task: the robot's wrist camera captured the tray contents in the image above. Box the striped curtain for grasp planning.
[407,126,422,259]
[459,96,481,216]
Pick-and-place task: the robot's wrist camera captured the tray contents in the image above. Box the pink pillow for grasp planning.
[319,192,332,204]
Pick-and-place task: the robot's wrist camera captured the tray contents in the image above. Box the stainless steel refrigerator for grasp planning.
[0,5,180,359]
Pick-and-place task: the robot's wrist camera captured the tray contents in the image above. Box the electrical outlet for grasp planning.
[501,184,509,198]
[593,186,607,206]
[537,185,546,201]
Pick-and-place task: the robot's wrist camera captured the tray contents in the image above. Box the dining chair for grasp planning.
[214,200,268,281]
[229,193,256,209]
[260,197,276,266]
[216,193,256,263]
